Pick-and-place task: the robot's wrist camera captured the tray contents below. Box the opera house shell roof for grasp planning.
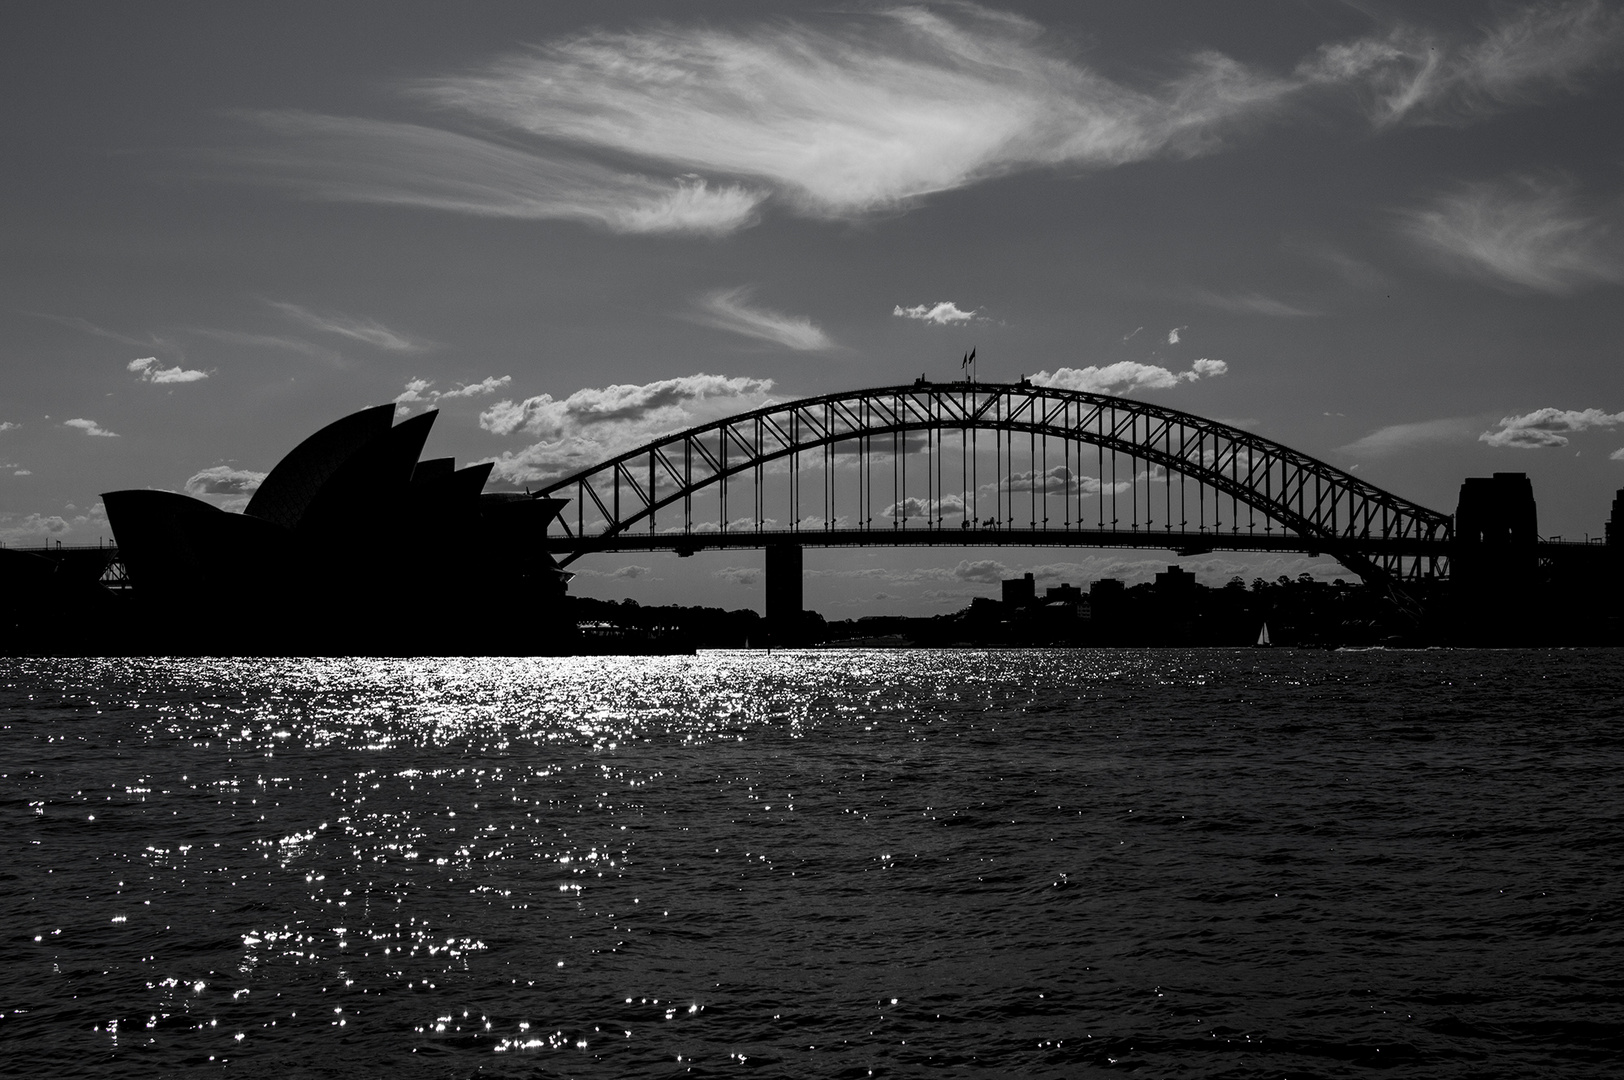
[98,405,567,653]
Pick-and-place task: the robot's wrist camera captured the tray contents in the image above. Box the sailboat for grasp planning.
[1255,622,1273,648]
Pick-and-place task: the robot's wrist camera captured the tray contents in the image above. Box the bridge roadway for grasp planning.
[19,534,1609,577]
[542,525,1456,559]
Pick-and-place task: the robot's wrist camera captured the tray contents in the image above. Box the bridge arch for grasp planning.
[536,381,1453,584]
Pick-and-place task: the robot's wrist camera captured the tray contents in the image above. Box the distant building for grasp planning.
[1154,565,1197,594]
[1002,572,1036,607]
[1089,578,1124,603]
[1045,583,1083,604]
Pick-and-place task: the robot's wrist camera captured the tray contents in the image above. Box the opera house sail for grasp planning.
[52,405,572,655]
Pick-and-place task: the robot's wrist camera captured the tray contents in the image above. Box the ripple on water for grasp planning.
[2,650,1622,1077]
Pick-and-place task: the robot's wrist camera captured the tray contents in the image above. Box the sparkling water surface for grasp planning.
[4,650,1622,1078]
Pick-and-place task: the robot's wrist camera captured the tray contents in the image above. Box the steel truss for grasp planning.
[537,382,1455,585]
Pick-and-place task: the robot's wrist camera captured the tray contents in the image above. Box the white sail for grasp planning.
[1256,623,1272,647]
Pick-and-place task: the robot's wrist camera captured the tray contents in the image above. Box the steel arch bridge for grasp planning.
[537,381,1454,586]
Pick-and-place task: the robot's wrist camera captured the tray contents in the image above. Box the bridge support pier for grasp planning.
[765,542,803,647]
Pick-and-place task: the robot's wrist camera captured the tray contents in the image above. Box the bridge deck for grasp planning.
[545,526,1453,558]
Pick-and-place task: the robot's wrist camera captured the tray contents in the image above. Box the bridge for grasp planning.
[537,381,1457,582]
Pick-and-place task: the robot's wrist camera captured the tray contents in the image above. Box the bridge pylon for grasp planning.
[765,542,803,646]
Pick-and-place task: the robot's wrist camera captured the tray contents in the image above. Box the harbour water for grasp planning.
[4,650,1622,1077]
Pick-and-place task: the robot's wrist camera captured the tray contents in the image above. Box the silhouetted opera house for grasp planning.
[100,405,570,654]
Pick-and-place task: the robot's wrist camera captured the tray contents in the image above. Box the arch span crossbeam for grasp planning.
[536,382,1454,584]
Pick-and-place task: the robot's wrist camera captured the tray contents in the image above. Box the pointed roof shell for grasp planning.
[245,404,396,530]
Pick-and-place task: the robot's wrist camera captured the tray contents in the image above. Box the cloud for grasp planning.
[1480,407,1624,448]
[1401,176,1623,293]
[1030,358,1227,395]
[1336,416,1480,456]
[418,7,1305,222]
[0,421,18,432]
[184,466,267,496]
[34,313,179,355]
[12,469,31,476]
[226,111,764,236]
[0,513,69,543]
[128,356,209,384]
[1167,327,1183,344]
[439,376,512,398]
[950,559,1009,585]
[1287,239,1391,290]
[394,375,512,415]
[894,301,979,325]
[573,564,652,580]
[190,327,339,362]
[877,470,1126,525]
[478,373,776,484]
[214,5,1624,237]
[1193,290,1319,317]
[395,378,435,414]
[996,465,1124,497]
[881,494,967,522]
[268,302,425,351]
[64,418,118,438]
[1299,0,1624,127]
[691,288,834,350]
[715,566,761,586]
[481,373,775,437]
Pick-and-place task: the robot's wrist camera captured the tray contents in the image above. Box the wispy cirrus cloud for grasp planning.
[690,288,834,351]
[1401,176,1623,293]
[189,327,339,362]
[128,356,208,384]
[1336,416,1481,457]
[1193,290,1320,317]
[417,6,1299,221]
[1480,406,1624,448]
[894,301,980,325]
[1031,358,1227,395]
[34,313,183,356]
[1299,0,1624,127]
[1285,238,1392,291]
[225,111,764,236]
[214,4,1624,235]
[268,301,426,352]
[64,418,118,438]
[478,373,776,484]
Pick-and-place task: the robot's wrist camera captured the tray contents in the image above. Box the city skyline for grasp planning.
[6,0,1624,614]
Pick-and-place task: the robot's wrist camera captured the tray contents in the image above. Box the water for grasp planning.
[3,650,1622,1078]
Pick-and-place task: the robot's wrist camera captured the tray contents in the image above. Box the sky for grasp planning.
[5,0,1624,616]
